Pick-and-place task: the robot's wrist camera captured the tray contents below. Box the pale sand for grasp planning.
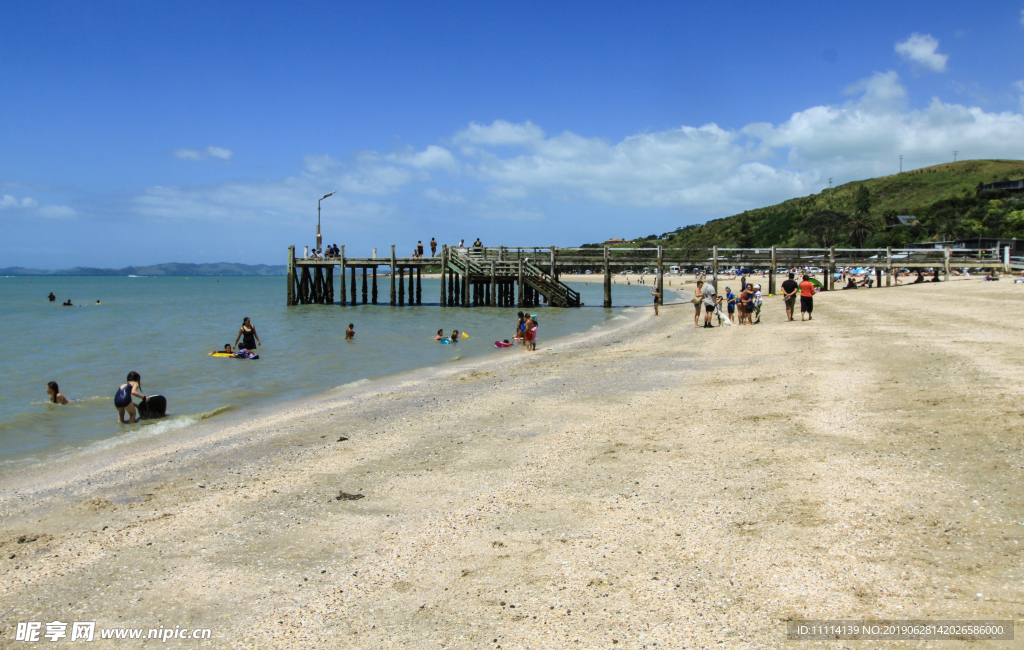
[2,280,1022,648]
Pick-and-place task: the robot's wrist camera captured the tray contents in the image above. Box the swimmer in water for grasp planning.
[235,317,260,350]
[346,324,355,339]
[450,329,459,343]
[46,381,69,405]
[212,344,234,355]
[435,329,445,341]
[114,371,146,424]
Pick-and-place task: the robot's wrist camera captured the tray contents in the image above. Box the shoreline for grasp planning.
[0,298,659,499]
[2,279,1021,648]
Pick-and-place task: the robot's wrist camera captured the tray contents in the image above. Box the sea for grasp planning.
[0,275,665,471]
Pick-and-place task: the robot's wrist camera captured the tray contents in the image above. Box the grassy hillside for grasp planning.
[0,262,287,276]
[594,159,1024,249]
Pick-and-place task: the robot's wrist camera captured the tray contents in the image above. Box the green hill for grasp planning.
[0,262,286,276]
[598,159,1024,249]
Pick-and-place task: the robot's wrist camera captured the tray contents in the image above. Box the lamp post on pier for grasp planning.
[317,191,336,253]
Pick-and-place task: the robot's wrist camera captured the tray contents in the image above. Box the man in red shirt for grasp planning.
[799,274,815,321]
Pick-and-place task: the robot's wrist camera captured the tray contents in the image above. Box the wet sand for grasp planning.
[1,279,1022,648]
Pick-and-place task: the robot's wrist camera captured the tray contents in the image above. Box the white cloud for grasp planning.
[0,194,38,209]
[172,146,234,161]
[129,72,1024,229]
[38,205,77,219]
[895,33,948,72]
[423,188,466,203]
[453,120,546,147]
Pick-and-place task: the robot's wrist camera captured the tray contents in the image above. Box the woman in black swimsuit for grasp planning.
[234,317,261,351]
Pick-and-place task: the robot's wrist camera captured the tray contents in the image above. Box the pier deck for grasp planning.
[286,244,1011,307]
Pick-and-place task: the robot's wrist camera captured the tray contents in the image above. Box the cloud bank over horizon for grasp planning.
[113,71,1024,234]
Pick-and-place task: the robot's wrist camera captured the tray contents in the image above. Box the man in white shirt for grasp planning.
[701,280,717,328]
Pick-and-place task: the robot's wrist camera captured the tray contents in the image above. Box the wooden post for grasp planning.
[398,268,405,306]
[1003,245,1010,274]
[712,245,718,292]
[886,246,893,287]
[361,267,368,303]
[439,246,447,307]
[828,246,835,291]
[603,246,611,308]
[287,246,296,306]
[875,267,882,288]
[372,267,378,304]
[339,246,347,306]
[350,264,357,306]
[416,267,422,304]
[768,246,777,295]
[325,265,334,304]
[390,245,397,306]
[656,245,664,305]
[944,247,951,281]
[490,261,497,307]
[463,259,470,308]
[517,260,525,308]
[299,266,312,304]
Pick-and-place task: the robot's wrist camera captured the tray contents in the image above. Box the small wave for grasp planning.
[445,355,462,362]
[621,308,636,313]
[609,315,629,321]
[334,378,371,390]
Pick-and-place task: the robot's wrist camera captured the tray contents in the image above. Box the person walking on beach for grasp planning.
[46,381,69,405]
[346,324,355,339]
[799,274,815,321]
[702,279,717,328]
[781,272,799,321]
[692,280,705,328]
[114,371,146,424]
[650,286,661,316]
[430,238,437,257]
[235,317,261,350]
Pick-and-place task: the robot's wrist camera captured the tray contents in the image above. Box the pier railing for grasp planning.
[287,244,1011,307]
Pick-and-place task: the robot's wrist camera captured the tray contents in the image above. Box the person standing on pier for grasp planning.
[417,241,424,257]
[430,238,437,256]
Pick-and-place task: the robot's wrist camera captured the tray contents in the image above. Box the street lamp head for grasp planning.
[321,192,336,200]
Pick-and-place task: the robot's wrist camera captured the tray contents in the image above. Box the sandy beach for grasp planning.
[1,279,1022,648]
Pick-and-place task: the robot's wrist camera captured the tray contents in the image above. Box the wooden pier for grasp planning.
[286,244,1011,307]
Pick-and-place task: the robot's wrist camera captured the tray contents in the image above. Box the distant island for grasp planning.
[0,262,286,276]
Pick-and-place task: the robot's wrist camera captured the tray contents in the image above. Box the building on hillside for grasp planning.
[604,238,634,243]
[906,238,1023,255]
[980,179,1024,193]
[885,215,919,229]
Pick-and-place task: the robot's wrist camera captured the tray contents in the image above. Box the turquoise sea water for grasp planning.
[0,275,662,469]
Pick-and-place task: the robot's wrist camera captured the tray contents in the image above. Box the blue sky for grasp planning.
[2,1,1023,268]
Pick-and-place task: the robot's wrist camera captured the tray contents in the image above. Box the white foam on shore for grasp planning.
[334,378,371,391]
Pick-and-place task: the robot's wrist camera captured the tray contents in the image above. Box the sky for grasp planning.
[2,1,1024,268]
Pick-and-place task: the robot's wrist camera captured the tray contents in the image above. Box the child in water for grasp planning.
[450,329,459,343]
[46,381,69,405]
[114,372,146,424]
[346,324,355,339]
[435,329,445,341]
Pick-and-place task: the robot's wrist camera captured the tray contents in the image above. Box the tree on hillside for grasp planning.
[847,213,876,248]
[801,210,849,248]
[736,214,755,247]
[854,184,871,215]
